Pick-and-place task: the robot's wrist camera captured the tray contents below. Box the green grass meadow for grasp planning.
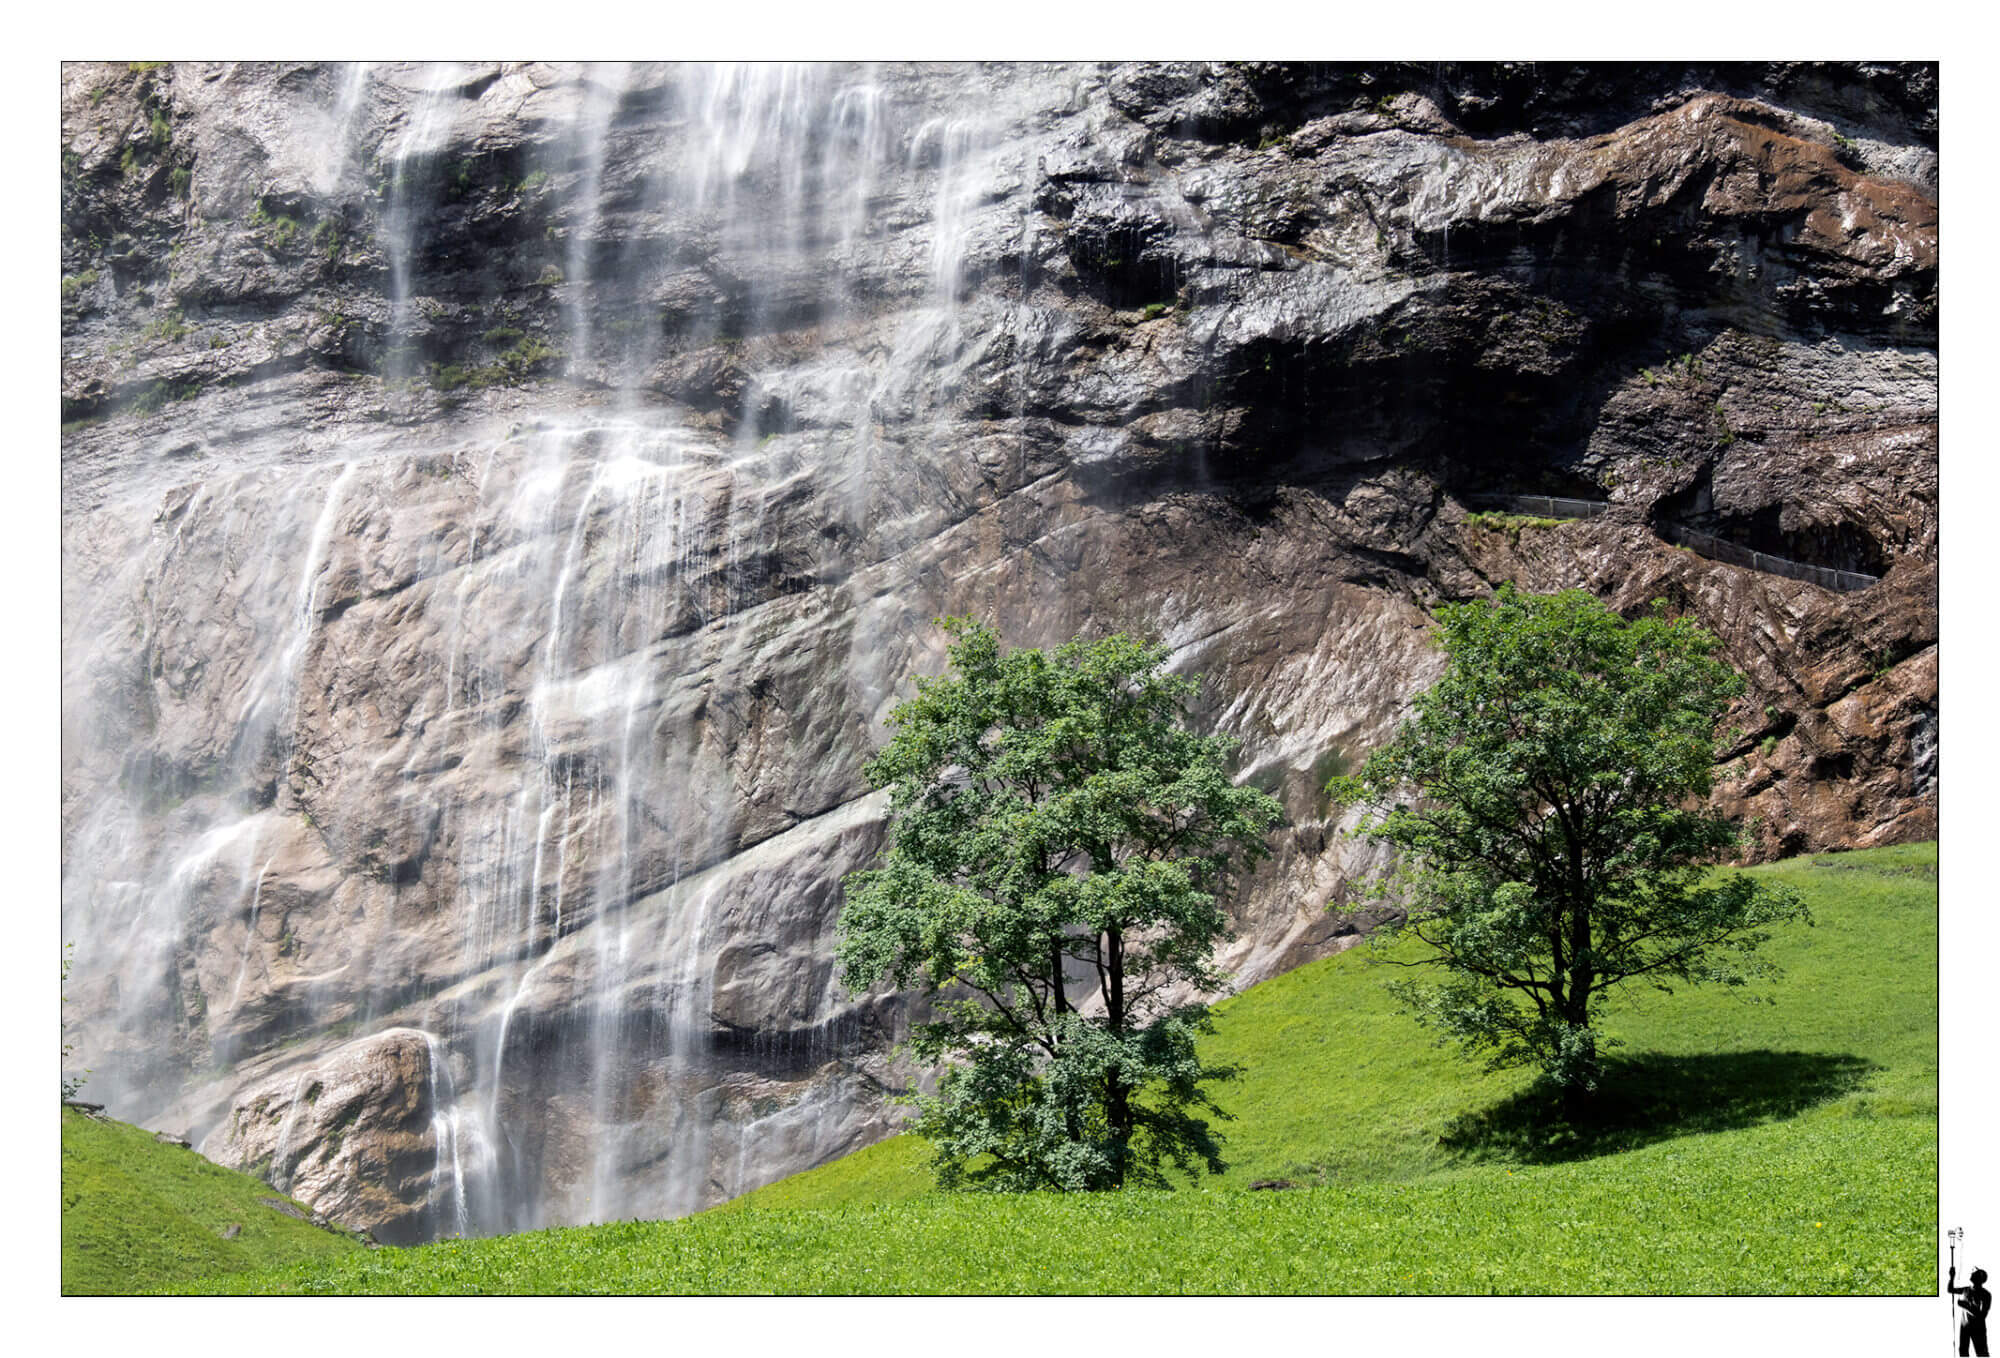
[62,1106,365,1294]
[77,843,1935,1295]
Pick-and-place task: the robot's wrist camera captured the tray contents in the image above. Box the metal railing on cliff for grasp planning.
[1465,494,1881,594]
[1468,493,1613,522]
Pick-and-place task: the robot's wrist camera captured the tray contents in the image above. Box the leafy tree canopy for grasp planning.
[1331,585,1807,1104]
[838,619,1285,1190]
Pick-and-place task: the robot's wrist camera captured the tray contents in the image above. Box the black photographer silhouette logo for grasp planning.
[1950,1229,1993,1356]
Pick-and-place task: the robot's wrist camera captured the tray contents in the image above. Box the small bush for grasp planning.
[249,199,302,252]
[142,309,189,344]
[310,218,344,260]
[497,334,558,374]
[426,333,562,395]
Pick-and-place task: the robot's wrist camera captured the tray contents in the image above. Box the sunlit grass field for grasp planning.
[145,843,1934,1294]
[62,1106,365,1294]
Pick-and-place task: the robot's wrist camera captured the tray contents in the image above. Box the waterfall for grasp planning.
[236,461,353,744]
[267,1069,314,1193]
[381,63,468,390]
[558,62,627,383]
[61,60,1084,1240]
[64,453,360,1116]
[311,62,373,198]
[421,1031,471,1239]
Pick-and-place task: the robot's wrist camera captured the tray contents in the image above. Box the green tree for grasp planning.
[1331,586,1807,1112]
[838,620,1285,1190]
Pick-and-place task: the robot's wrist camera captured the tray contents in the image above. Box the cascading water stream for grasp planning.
[312,61,374,198]
[381,63,465,390]
[237,461,354,745]
[422,1031,471,1238]
[65,453,364,1116]
[559,63,628,383]
[63,61,1087,1240]
[268,1069,314,1193]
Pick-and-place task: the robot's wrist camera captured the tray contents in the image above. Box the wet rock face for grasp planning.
[202,1028,439,1244]
[61,61,1936,1238]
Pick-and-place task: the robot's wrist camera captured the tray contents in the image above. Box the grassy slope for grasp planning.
[62,1107,366,1294]
[739,841,1937,1204]
[177,1118,1930,1294]
[176,843,1935,1294]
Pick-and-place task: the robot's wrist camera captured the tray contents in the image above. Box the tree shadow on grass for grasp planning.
[1440,1050,1875,1166]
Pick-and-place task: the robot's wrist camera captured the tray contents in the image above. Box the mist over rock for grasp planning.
[61,61,1935,1239]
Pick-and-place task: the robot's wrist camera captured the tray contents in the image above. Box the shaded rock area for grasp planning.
[62,61,1935,1240]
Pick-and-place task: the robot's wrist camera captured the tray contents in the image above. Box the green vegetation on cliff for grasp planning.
[158,843,1932,1295]
[62,1106,365,1294]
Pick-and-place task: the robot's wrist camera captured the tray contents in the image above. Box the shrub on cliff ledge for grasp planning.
[838,620,1284,1191]
[1331,586,1807,1114]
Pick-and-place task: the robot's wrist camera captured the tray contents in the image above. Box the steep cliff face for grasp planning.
[60,61,1936,1241]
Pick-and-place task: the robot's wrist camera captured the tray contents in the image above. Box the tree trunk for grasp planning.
[1560,1076,1593,1124]
[1556,1003,1598,1124]
[1054,939,1082,1144]
[1104,923,1133,1188]
[1557,876,1600,1122]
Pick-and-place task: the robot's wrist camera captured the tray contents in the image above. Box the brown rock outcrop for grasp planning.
[200,1028,440,1243]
